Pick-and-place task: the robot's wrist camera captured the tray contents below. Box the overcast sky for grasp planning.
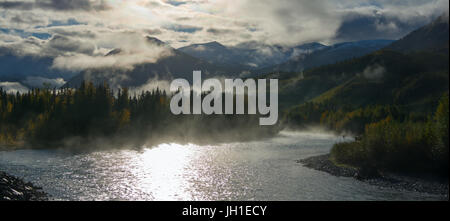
[1,0,448,71]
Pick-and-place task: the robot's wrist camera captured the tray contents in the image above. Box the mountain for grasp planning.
[178,41,243,68]
[312,14,450,111]
[178,41,326,70]
[0,48,77,84]
[64,37,238,88]
[387,13,449,53]
[273,15,449,117]
[256,39,394,75]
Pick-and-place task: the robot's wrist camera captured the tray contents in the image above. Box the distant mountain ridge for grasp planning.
[255,39,395,75]
[178,41,327,70]
[387,13,449,54]
[64,37,238,88]
[272,14,449,112]
[178,41,245,68]
[0,48,77,83]
[4,13,448,91]
[51,38,396,89]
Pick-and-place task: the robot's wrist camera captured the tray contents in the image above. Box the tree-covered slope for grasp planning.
[274,14,449,130]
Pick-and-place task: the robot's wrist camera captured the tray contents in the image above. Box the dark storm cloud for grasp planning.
[0,0,110,11]
[334,11,441,42]
[0,1,33,10]
[46,35,95,55]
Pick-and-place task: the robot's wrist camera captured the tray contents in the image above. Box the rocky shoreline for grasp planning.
[0,171,48,201]
[298,154,449,198]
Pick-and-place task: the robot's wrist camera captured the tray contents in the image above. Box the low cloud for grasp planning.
[52,48,173,71]
[1,0,448,63]
[334,0,449,42]
[22,76,66,88]
[0,30,176,72]
[0,81,29,93]
[191,45,206,51]
[362,64,385,80]
[129,76,171,95]
[46,35,96,55]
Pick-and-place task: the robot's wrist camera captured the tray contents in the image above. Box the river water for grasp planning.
[0,131,444,200]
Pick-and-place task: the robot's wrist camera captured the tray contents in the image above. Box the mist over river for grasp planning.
[0,131,445,200]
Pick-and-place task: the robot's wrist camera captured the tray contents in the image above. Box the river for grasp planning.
[0,131,444,200]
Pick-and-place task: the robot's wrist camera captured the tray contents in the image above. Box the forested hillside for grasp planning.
[0,82,278,149]
[276,14,449,176]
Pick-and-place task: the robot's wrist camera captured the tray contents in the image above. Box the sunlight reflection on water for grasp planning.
[0,131,446,201]
[136,143,198,200]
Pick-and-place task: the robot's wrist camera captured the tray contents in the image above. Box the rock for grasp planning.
[298,154,449,197]
[0,171,48,201]
[299,154,358,177]
[354,166,381,180]
[11,188,23,196]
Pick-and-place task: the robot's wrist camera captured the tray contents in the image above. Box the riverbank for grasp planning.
[0,171,48,201]
[298,154,449,198]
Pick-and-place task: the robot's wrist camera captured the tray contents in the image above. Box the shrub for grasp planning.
[331,93,449,177]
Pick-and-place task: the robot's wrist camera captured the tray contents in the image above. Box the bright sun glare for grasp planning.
[138,143,199,200]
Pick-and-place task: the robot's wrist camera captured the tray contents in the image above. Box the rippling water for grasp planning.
[0,131,444,200]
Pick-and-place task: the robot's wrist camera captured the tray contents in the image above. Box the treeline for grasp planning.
[0,82,278,149]
[284,102,407,134]
[284,92,449,177]
[331,93,449,177]
[279,46,449,177]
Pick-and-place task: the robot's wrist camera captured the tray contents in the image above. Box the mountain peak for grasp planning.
[204,41,222,46]
[145,36,167,46]
[105,48,122,56]
[387,14,449,53]
[196,41,227,49]
[437,12,449,24]
[295,42,327,50]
